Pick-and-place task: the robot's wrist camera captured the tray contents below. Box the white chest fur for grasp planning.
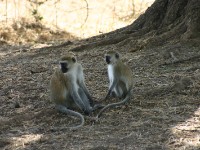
[108,65,114,87]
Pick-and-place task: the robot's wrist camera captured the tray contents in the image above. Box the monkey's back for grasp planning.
[50,69,70,106]
[115,61,133,87]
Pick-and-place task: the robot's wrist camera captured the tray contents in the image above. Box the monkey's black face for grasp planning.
[60,62,68,73]
[106,56,111,64]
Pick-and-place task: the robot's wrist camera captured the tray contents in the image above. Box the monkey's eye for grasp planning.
[72,57,76,63]
[115,53,119,59]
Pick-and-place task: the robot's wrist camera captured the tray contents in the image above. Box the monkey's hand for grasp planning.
[83,106,93,116]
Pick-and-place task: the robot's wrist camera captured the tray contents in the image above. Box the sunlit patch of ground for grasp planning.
[168,108,200,149]
[0,0,154,44]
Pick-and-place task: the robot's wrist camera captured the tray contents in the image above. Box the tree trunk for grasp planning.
[70,0,200,52]
[125,0,200,40]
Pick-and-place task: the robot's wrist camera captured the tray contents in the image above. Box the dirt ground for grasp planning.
[0,36,200,150]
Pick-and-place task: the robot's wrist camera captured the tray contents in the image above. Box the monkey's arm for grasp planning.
[78,65,94,105]
[80,82,94,105]
[70,83,92,115]
[104,79,118,99]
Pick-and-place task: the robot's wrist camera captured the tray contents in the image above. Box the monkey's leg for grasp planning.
[117,81,128,99]
[55,104,84,130]
[70,85,91,114]
[105,80,118,100]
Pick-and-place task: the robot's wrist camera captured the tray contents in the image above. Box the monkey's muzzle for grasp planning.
[106,56,111,64]
[60,63,68,73]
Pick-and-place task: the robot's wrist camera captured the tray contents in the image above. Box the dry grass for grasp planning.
[0,0,154,44]
[0,18,76,45]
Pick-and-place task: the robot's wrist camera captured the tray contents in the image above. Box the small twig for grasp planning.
[169,52,178,61]
[80,0,89,28]
[30,69,48,74]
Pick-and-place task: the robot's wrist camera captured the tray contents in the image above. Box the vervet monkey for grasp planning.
[97,51,133,118]
[50,54,96,130]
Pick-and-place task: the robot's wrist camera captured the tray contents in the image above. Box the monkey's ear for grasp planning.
[115,53,119,59]
[72,57,76,62]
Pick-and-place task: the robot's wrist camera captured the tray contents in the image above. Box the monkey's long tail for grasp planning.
[55,105,84,130]
[96,92,131,118]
